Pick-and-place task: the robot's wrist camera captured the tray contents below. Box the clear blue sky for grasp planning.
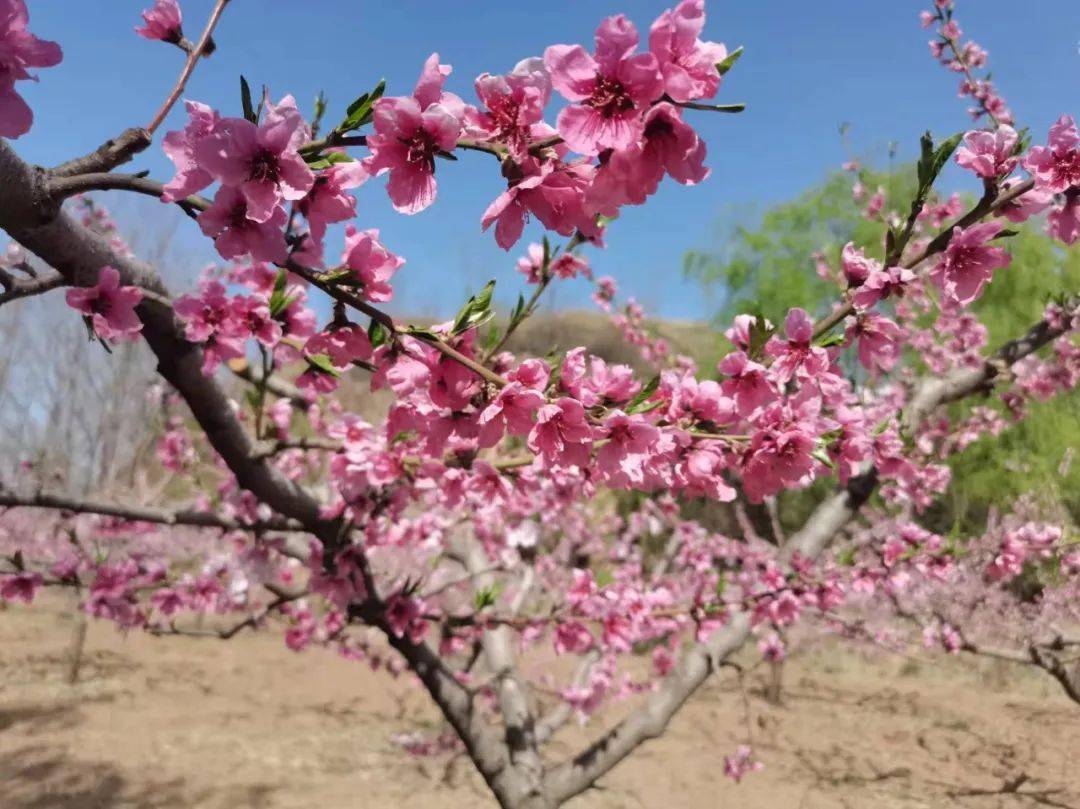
[13,1,1080,321]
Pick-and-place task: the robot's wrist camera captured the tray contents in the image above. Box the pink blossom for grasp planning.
[997,182,1053,224]
[840,242,878,287]
[930,221,1011,306]
[135,0,182,43]
[384,593,427,643]
[0,571,42,603]
[554,621,595,655]
[1046,195,1080,245]
[466,57,550,158]
[847,312,903,374]
[588,102,707,214]
[595,410,659,486]
[723,745,763,783]
[955,125,1018,178]
[173,279,235,343]
[195,96,314,223]
[482,157,600,250]
[766,308,830,383]
[1023,115,1080,194]
[229,294,281,347]
[65,266,144,341]
[648,0,728,103]
[365,54,464,214]
[717,351,774,416]
[507,358,551,390]
[757,631,785,662]
[161,101,220,202]
[0,0,62,138]
[544,15,664,155]
[478,382,545,448]
[299,161,368,241]
[340,226,405,302]
[305,325,372,370]
[852,264,915,310]
[528,398,594,467]
[198,185,288,262]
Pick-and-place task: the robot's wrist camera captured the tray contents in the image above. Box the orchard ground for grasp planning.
[2,594,1078,809]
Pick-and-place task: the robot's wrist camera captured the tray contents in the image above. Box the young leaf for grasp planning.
[715,45,744,76]
[305,353,341,377]
[240,75,257,124]
[339,79,386,132]
[625,374,660,414]
[368,318,390,349]
[452,279,496,335]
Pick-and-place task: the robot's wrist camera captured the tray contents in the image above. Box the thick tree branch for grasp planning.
[0,139,339,549]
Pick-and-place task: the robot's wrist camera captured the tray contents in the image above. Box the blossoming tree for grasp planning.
[0,1,1078,807]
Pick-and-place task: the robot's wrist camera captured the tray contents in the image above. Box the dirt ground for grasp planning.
[2,596,1078,809]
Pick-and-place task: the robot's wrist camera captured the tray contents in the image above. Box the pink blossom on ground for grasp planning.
[648,0,727,103]
[544,15,663,155]
[135,0,182,43]
[723,745,764,783]
[0,0,62,138]
[64,266,144,341]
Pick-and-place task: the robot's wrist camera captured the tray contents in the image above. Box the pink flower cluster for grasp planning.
[0,0,61,138]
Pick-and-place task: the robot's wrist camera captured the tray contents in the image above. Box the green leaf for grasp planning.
[835,547,857,567]
[815,332,848,348]
[304,151,355,170]
[313,91,328,127]
[339,79,386,132]
[811,447,835,470]
[473,585,501,611]
[368,318,390,349]
[452,279,496,335]
[625,374,660,414]
[405,326,440,341]
[930,132,964,184]
[268,270,295,317]
[510,293,527,325]
[240,75,257,124]
[304,353,341,377]
[745,312,775,360]
[715,45,744,76]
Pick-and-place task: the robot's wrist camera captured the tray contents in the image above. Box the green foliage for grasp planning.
[684,166,917,328]
[686,164,1080,530]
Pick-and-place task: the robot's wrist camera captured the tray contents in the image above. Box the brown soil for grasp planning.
[2,597,1078,808]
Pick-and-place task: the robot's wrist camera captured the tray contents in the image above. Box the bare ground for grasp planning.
[1,597,1078,809]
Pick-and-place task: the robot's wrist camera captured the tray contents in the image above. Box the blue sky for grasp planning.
[12,1,1080,321]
